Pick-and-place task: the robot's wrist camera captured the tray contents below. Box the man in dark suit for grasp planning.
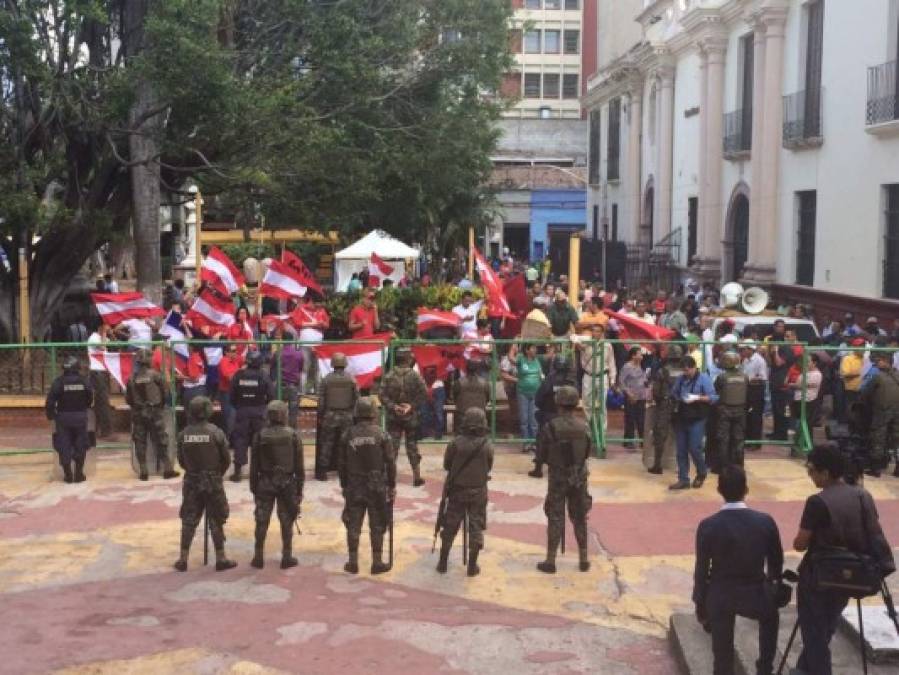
[693,466,784,675]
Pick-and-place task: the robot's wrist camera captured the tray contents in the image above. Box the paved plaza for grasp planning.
[1,420,897,674]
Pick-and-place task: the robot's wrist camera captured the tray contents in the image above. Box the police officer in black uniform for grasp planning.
[45,356,94,483]
[530,354,577,478]
[229,349,274,482]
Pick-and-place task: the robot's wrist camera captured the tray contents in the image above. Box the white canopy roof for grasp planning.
[335,230,420,260]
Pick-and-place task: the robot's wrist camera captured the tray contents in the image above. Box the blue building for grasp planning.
[529,188,587,267]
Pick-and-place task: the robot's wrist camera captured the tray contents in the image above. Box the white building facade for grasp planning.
[584,0,899,303]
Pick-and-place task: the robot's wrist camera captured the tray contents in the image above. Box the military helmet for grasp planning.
[667,344,685,361]
[188,396,213,422]
[247,350,263,368]
[355,397,377,420]
[719,350,741,370]
[331,352,348,369]
[552,354,571,373]
[394,348,412,365]
[266,400,288,425]
[62,355,80,373]
[555,385,580,407]
[461,408,488,433]
[135,349,153,367]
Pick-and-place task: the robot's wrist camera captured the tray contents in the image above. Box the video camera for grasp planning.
[824,402,874,485]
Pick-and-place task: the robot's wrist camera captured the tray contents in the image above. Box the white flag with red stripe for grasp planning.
[314,333,391,389]
[201,246,245,295]
[186,290,236,334]
[260,259,307,300]
[368,253,394,288]
[474,248,513,318]
[89,351,135,389]
[91,292,164,325]
[416,308,461,334]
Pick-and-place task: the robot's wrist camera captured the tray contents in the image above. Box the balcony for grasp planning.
[866,60,899,135]
[606,154,620,182]
[782,88,824,149]
[723,109,752,159]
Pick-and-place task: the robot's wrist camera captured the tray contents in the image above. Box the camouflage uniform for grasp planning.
[861,360,899,471]
[230,352,274,481]
[338,398,397,575]
[126,353,178,480]
[250,401,304,569]
[437,409,494,577]
[380,352,428,485]
[714,353,748,470]
[648,348,683,474]
[174,397,236,571]
[530,357,578,478]
[535,386,593,573]
[45,359,94,483]
[453,371,491,419]
[317,355,359,480]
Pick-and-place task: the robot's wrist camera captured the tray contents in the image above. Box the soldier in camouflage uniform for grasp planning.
[125,350,179,481]
[714,351,749,470]
[173,396,237,572]
[452,360,491,419]
[250,401,304,569]
[535,385,593,574]
[530,355,578,478]
[338,397,396,575]
[648,345,684,475]
[861,350,899,476]
[380,348,428,486]
[316,352,359,481]
[436,408,494,577]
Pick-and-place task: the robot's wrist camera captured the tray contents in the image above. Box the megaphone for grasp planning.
[741,286,769,315]
[720,282,744,308]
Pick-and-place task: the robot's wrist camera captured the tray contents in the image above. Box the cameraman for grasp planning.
[792,444,894,675]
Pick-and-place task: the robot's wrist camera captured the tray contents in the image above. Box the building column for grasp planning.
[694,50,709,274]
[627,81,644,247]
[743,19,767,283]
[656,59,676,244]
[743,6,788,285]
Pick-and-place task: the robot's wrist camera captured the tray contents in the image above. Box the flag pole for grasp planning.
[468,227,475,279]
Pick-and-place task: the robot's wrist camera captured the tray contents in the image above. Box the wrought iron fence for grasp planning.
[723,109,752,157]
[783,88,824,148]
[866,60,899,126]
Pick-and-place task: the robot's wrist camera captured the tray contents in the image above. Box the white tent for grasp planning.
[334,230,420,291]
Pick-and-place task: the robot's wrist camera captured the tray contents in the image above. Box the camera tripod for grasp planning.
[776,579,899,675]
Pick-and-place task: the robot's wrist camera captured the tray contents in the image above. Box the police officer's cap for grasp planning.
[266,399,288,424]
[188,396,213,421]
[555,385,579,407]
[331,352,348,369]
[461,408,488,433]
[355,397,377,420]
[247,350,263,368]
[62,355,80,372]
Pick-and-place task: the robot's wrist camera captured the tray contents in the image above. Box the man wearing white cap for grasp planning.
[740,340,768,448]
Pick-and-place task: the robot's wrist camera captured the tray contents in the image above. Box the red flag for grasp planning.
[91,292,164,325]
[606,310,676,342]
[410,344,466,379]
[89,351,134,389]
[281,249,324,296]
[200,246,245,295]
[500,274,528,338]
[416,308,461,334]
[368,253,394,288]
[259,259,307,300]
[473,248,513,318]
[186,289,236,334]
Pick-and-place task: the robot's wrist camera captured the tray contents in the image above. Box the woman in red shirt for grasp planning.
[227,306,256,356]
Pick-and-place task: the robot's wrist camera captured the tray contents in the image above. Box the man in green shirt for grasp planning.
[546,291,579,337]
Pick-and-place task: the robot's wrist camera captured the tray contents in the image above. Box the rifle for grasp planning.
[388,495,394,568]
[462,513,468,565]
[203,510,209,565]
[432,440,484,553]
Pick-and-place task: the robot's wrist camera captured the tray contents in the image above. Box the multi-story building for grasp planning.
[584,0,899,312]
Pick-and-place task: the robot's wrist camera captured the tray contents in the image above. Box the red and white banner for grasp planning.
[201,246,245,295]
[368,253,394,288]
[260,259,307,300]
[411,344,466,379]
[474,248,514,318]
[282,249,324,296]
[416,308,461,334]
[606,310,676,343]
[89,351,134,389]
[314,333,392,389]
[186,290,236,334]
[91,292,164,326]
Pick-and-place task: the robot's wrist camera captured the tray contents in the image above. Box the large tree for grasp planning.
[0,0,512,341]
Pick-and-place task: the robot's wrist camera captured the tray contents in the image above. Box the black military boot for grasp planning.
[280,529,298,569]
[230,465,242,482]
[412,465,425,487]
[893,461,899,478]
[74,458,87,483]
[344,546,359,575]
[62,462,74,484]
[251,522,267,568]
[578,548,590,572]
[536,534,559,574]
[436,542,451,574]
[162,468,180,480]
[371,538,390,575]
[647,447,664,475]
[528,461,543,479]
[466,545,481,577]
[215,547,238,571]
[174,526,194,571]
[173,548,190,572]
[138,463,149,481]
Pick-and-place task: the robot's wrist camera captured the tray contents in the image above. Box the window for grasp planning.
[564,30,580,54]
[545,0,561,8]
[592,205,599,240]
[611,204,619,241]
[795,191,817,286]
[607,98,621,181]
[740,33,754,144]
[588,110,601,185]
[543,73,560,98]
[688,197,698,265]
[565,0,580,9]
[524,30,541,53]
[544,30,561,54]
[525,0,541,8]
[803,0,824,137]
[885,185,899,299]
[563,73,579,99]
[524,73,541,98]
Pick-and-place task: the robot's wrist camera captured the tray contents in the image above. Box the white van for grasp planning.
[711,314,820,342]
